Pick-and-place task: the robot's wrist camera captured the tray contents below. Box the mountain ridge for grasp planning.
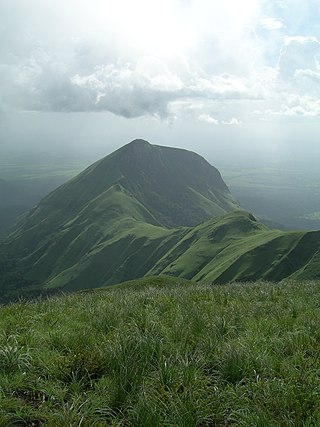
[1,139,320,301]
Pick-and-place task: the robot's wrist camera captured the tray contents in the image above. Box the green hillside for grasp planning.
[149,211,320,283]
[1,278,320,426]
[1,140,239,299]
[1,140,320,301]
[13,139,238,232]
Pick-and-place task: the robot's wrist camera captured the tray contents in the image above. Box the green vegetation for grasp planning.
[2,208,320,303]
[0,140,240,299]
[1,277,320,426]
[1,140,320,301]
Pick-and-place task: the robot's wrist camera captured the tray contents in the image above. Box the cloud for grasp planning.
[198,114,219,124]
[278,36,320,79]
[260,17,284,30]
[253,93,320,119]
[197,114,242,125]
[0,45,260,119]
[222,118,243,125]
[0,0,265,120]
[70,61,182,118]
[1,0,320,125]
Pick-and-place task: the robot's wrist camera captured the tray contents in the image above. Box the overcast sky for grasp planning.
[0,0,319,164]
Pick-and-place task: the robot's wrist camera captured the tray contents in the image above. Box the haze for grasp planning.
[0,0,319,158]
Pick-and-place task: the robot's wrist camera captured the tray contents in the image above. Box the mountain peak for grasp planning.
[36,140,238,229]
[128,138,151,146]
[116,139,153,159]
[125,138,151,150]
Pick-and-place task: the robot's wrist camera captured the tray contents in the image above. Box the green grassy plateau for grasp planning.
[1,277,320,426]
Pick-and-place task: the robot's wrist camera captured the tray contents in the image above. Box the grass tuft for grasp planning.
[1,279,320,425]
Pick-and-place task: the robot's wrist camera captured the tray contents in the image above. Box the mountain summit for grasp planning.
[2,139,319,301]
[2,140,238,294]
[14,139,238,234]
[77,139,234,223]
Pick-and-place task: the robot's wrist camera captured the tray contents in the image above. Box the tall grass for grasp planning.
[0,279,320,426]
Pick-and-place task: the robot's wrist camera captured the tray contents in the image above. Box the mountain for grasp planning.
[148,210,320,283]
[1,139,320,301]
[13,139,238,230]
[1,140,238,298]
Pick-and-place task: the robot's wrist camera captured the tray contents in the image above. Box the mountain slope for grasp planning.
[1,140,238,298]
[1,140,320,301]
[149,210,320,283]
[13,139,238,234]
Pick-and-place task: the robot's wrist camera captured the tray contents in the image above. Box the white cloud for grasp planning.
[198,114,219,124]
[1,0,320,126]
[260,17,284,30]
[222,118,243,125]
[295,69,320,81]
[254,94,320,119]
[278,36,320,79]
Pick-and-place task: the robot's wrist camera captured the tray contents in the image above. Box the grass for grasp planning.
[2,209,320,303]
[4,141,320,299]
[1,277,320,426]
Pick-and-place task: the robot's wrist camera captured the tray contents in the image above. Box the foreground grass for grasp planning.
[0,278,320,426]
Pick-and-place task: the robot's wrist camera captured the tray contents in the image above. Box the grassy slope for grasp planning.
[1,278,320,426]
[148,211,320,284]
[1,140,240,296]
[3,208,320,299]
[22,210,320,288]
[9,139,238,237]
[2,140,320,298]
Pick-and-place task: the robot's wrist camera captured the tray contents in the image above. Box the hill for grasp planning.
[1,278,320,425]
[149,210,320,283]
[0,140,238,299]
[10,139,238,230]
[1,139,320,301]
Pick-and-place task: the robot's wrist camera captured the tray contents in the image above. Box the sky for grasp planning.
[0,0,319,165]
